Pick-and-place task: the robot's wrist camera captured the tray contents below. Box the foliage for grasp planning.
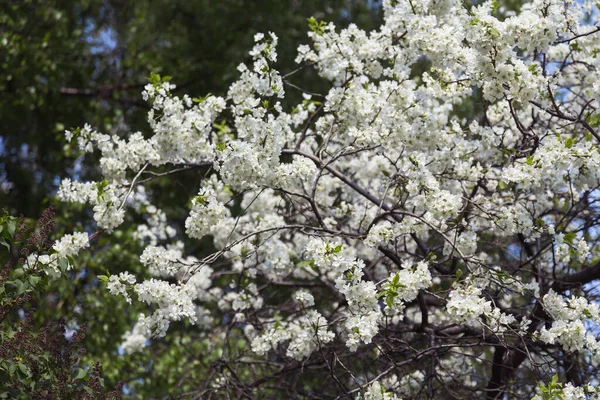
[0,208,120,398]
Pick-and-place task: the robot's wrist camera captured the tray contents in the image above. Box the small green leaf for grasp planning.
[408,155,419,167]
[74,368,88,380]
[307,16,326,35]
[526,155,534,166]
[192,93,212,103]
[147,71,161,86]
[215,142,227,152]
[487,26,501,39]
[5,219,16,238]
[564,137,575,149]
[16,362,28,377]
[535,218,545,227]
[528,64,538,74]
[455,269,462,281]
[385,295,394,309]
[468,18,480,26]
[564,232,577,244]
[58,257,70,272]
[14,279,26,296]
[570,42,581,52]
[587,113,600,128]
[27,275,41,287]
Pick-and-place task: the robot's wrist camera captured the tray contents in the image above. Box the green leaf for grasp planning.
[297,260,315,269]
[307,16,326,35]
[5,219,16,238]
[570,42,581,52]
[468,17,480,26]
[192,93,212,103]
[527,63,539,75]
[16,362,29,377]
[408,155,419,167]
[587,113,600,128]
[535,218,545,227]
[215,142,227,152]
[455,269,462,281]
[564,137,575,149]
[74,368,88,380]
[147,71,162,86]
[27,275,41,287]
[14,279,26,296]
[385,295,394,309]
[564,232,577,244]
[58,257,70,272]
[212,120,228,134]
[526,155,534,166]
[487,26,501,39]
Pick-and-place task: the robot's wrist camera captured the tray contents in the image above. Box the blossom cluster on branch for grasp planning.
[51,0,600,398]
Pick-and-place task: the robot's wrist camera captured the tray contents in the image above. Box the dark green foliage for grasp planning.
[0,208,121,398]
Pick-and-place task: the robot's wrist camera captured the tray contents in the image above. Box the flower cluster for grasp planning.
[538,291,600,357]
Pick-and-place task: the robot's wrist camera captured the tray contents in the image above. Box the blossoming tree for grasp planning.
[41,0,600,397]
